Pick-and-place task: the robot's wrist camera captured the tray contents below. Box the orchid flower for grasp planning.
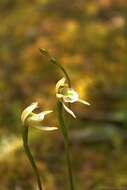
[21,102,57,131]
[56,78,90,118]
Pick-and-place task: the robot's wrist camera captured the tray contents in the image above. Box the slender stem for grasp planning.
[39,48,71,88]
[57,101,75,190]
[22,126,43,190]
[50,57,71,88]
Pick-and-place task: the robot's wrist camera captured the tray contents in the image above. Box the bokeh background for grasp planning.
[0,0,127,189]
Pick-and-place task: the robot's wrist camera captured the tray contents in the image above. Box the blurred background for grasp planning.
[0,0,127,189]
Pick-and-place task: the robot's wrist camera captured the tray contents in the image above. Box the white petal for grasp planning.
[62,103,76,118]
[32,126,58,131]
[41,127,58,131]
[21,102,38,124]
[56,77,66,93]
[29,112,45,122]
[63,89,79,103]
[56,93,64,98]
[78,99,90,106]
[42,110,53,116]
[30,110,53,122]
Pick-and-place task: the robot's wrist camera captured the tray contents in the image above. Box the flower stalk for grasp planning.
[21,102,57,190]
[57,100,74,190]
[22,125,43,190]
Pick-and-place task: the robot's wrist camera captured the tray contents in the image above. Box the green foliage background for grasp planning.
[0,0,127,189]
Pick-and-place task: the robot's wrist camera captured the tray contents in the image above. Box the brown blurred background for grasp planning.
[0,0,127,189]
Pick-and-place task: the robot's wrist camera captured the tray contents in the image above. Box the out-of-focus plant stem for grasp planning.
[22,126,43,190]
[57,100,75,190]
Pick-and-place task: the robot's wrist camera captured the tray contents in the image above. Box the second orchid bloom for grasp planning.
[56,77,90,118]
[21,102,57,131]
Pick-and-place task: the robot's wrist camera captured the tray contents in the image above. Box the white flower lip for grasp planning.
[62,88,79,103]
[56,78,90,118]
[21,102,57,131]
[29,111,53,122]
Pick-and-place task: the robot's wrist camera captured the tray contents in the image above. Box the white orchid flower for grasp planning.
[21,102,57,131]
[56,78,90,118]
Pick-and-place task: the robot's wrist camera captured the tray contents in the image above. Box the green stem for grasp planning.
[50,57,71,88]
[22,126,43,190]
[39,48,71,88]
[57,101,75,190]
